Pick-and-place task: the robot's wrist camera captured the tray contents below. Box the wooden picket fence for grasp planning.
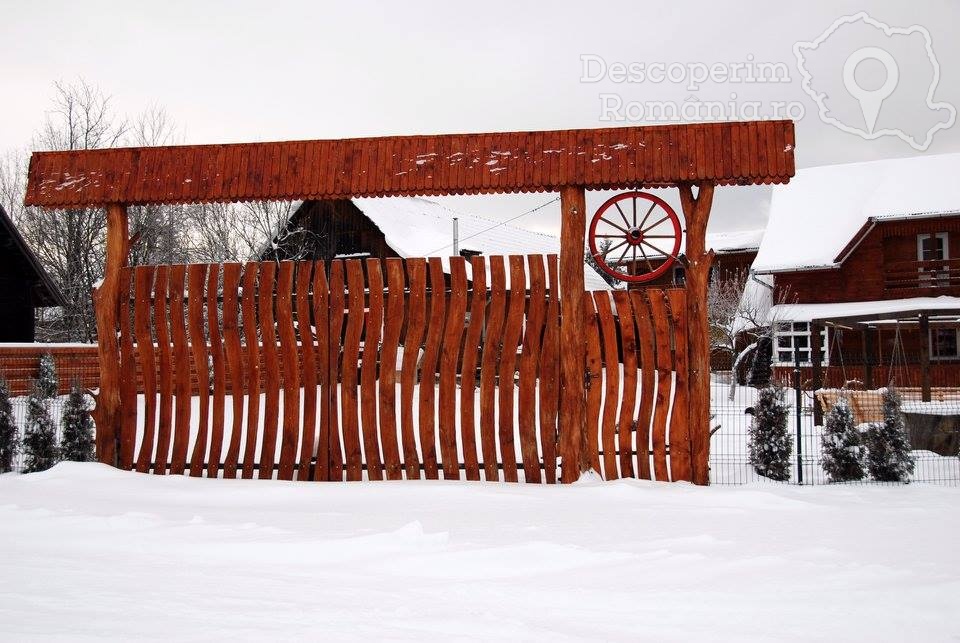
[113,255,691,482]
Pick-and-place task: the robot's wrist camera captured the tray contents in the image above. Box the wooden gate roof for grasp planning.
[24,120,794,208]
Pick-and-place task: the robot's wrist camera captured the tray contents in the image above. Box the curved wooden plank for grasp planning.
[168,265,191,476]
[438,257,467,480]
[221,263,244,479]
[153,265,173,475]
[361,258,385,481]
[631,291,655,480]
[341,260,365,481]
[595,291,619,480]
[379,258,405,480]
[187,264,211,477]
[296,262,318,481]
[133,266,158,474]
[480,257,507,482]
[418,257,446,480]
[538,255,560,484]
[459,256,486,481]
[613,290,637,479]
[646,289,673,482]
[240,262,262,480]
[117,268,137,470]
[400,258,426,479]
[327,261,345,481]
[497,256,526,483]
[257,261,281,480]
[276,261,300,481]
[206,265,227,478]
[583,293,602,474]
[518,255,545,483]
[667,289,692,482]
[311,263,331,482]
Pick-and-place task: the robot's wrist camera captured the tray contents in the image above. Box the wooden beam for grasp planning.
[919,314,931,402]
[679,181,715,486]
[558,186,588,482]
[811,322,824,425]
[863,327,875,389]
[92,203,129,466]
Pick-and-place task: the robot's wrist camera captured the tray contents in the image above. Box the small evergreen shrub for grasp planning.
[0,377,18,473]
[748,385,792,481]
[60,382,95,463]
[748,335,773,388]
[820,397,866,482]
[864,387,915,483]
[22,380,59,473]
[36,353,58,399]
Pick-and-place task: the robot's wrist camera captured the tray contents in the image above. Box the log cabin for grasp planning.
[751,153,960,393]
[0,204,66,342]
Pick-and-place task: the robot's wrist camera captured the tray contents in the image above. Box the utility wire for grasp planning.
[423,196,561,256]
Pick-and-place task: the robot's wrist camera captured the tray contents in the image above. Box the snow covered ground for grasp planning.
[2,463,959,641]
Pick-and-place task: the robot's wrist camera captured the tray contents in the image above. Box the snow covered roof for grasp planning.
[753,153,960,274]
[706,228,764,254]
[353,197,614,291]
[769,296,960,323]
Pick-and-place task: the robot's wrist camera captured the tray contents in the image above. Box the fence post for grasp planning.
[793,346,803,485]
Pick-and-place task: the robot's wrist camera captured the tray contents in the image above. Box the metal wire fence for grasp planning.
[709,358,960,486]
[0,346,100,472]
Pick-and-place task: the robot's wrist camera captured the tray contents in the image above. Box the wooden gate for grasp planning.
[114,255,691,482]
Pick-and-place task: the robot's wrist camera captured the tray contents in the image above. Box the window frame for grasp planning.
[773,322,829,367]
[929,326,960,361]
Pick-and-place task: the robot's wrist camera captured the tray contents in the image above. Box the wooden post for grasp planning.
[863,326,875,389]
[919,314,931,402]
[92,203,129,466]
[678,181,715,486]
[811,322,824,425]
[558,186,588,482]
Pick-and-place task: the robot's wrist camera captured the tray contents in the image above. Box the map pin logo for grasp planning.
[843,46,899,133]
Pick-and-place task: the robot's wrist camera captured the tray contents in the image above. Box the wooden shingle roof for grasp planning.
[24,120,794,208]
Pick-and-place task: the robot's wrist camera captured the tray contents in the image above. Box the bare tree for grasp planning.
[189,200,300,263]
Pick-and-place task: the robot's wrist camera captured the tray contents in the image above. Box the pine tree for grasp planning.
[36,353,58,400]
[864,387,915,482]
[748,334,773,388]
[820,397,866,482]
[60,382,95,462]
[0,377,18,473]
[22,380,59,473]
[748,385,792,481]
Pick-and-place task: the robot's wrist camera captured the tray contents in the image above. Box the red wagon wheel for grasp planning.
[588,191,683,283]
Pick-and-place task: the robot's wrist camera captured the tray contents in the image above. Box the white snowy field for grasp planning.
[1,464,959,641]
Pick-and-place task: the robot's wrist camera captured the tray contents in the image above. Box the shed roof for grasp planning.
[24,121,795,208]
[0,204,67,307]
[753,153,960,274]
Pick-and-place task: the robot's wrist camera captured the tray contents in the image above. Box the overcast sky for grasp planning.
[2,0,958,237]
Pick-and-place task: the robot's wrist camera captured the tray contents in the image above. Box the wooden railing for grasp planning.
[884,258,960,292]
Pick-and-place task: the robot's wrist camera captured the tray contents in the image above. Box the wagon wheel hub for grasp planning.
[626,227,644,245]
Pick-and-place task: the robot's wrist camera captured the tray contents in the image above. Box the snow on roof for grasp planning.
[753,153,960,273]
[353,197,614,290]
[769,296,960,323]
[706,228,764,254]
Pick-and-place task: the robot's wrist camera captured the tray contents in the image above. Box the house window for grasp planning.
[673,266,686,286]
[774,322,829,366]
[917,233,950,287]
[930,327,960,360]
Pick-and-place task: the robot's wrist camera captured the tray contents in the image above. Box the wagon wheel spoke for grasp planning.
[594,233,626,238]
[643,234,676,239]
[614,202,630,228]
[638,244,655,274]
[596,239,629,258]
[638,201,657,230]
[615,243,631,269]
[640,239,677,260]
[641,215,669,234]
[600,217,630,234]
[632,197,638,228]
